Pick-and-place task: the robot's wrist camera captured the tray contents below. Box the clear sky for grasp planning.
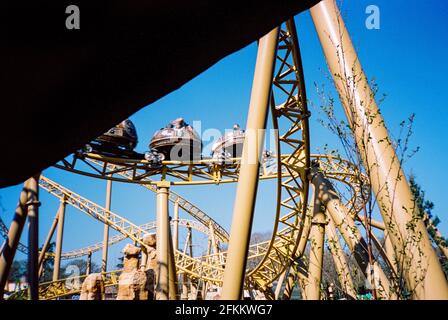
[1,0,447,271]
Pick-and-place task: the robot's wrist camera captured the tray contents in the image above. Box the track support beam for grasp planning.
[53,198,66,281]
[303,192,326,300]
[155,182,171,300]
[38,211,60,278]
[310,0,448,298]
[27,175,40,300]
[101,179,113,273]
[311,166,395,299]
[0,179,32,299]
[326,216,356,299]
[221,26,279,300]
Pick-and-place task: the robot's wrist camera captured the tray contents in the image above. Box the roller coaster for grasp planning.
[1,0,447,301]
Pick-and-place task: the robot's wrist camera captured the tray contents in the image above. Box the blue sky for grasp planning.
[1,0,447,270]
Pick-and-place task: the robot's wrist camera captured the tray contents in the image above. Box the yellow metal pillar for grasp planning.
[188,225,195,299]
[296,185,316,260]
[221,27,279,300]
[423,213,448,259]
[282,270,296,300]
[181,274,189,300]
[52,198,67,281]
[27,175,40,300]
[0,179,31,299]
[155,181,170,300]
[181,225,192,300]
[326,216,356,299]
[173,201,179,252]
[303,194,326,300]
[274,270,287,300]
[310,166,395,299]
[289,262,308,300]
[38,210,60,278]
[281,186,317,300]
[208,223,220,255]
[101,179,112,273]
[310,0,448,299]
[168,218,178,300]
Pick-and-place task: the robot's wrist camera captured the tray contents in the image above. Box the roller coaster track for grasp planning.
[36,176,278,288]
[10,149,370,300]
[0,216,28,254]
[55,158,229,243]
[8,270,121,300]
[8,20,379,300]
[244,20,311,289]
[38,175,225,279]
[59,218,212,260]
[52,20,312,291]
[2,153,366,261]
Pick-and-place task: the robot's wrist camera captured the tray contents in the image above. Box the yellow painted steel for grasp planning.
[8,270,121,300]
[9,156,381,300]
[34,153,371,292]
[221,26,279,299]
[7,9,435,300]
[52,199,66,281]
[58,218,213,260]
[310,0,448,299]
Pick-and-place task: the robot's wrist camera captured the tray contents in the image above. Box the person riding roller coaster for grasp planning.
[149,117,202,161]
[211,124,245,161]
[83,119,144,159]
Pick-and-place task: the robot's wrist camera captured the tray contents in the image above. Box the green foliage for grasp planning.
[8,260,26,282]
[409,175,447,248]
[116,256,124,269]
[409,175,448,277]
[40,242,56,282]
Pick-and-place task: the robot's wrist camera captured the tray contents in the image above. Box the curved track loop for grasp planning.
[246,20,311,289]
[12,20,377,298]
[0,216,28,254]
[10,151,371,300]
[55,154,278,185]
[313,154,370,215]
[59,218,212,260]
[36,176,280,288]
[38,176,225,282]
[55,158,229,243]
[51,20,312,291]
[1,154,365,261]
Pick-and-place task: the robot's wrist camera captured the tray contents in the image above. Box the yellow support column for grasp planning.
[27,174,40,300]
[53,198,67,281]
[221,26,279,300]
[310,0,448,298]
[173,201,179,252]
[155,181,171,300]
[168,219,178,300]
[310,166,395,299]
[326,216,357,299]
[0,180,32,299]
[38,211,60,278]
[303,194,326,300]
[101,179,112,273]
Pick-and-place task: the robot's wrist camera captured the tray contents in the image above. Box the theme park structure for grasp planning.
[1,0,447,300]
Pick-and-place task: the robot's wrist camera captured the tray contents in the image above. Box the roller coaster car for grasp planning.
[211,124,245,160]
[149,117,202,161]
[83,119,143,159]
